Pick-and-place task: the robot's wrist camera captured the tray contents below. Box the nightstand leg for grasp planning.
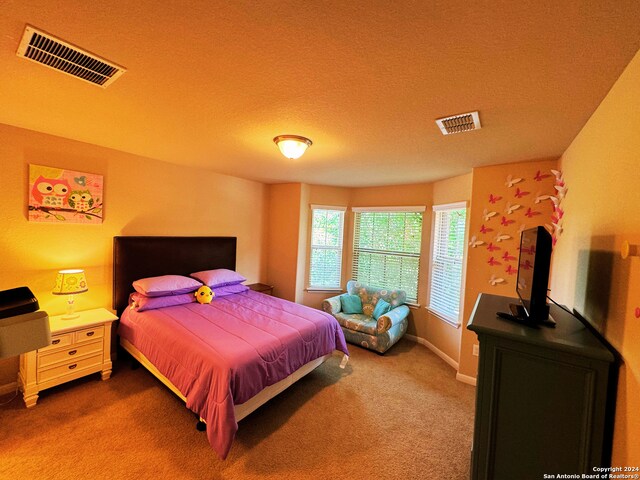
[101,362,112,380]
[21,385,39,408]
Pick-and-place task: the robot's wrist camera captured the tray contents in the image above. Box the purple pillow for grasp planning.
[213,284,249,297]
[190,269,246,288]
[130,292,196,312]
[132,275,202,297]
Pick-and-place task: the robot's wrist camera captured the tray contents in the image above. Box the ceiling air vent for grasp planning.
[16,25,126,88]
[435,111,481,135]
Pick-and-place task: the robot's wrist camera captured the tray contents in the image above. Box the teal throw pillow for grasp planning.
[340,294,363,314]
[372,298,391,320]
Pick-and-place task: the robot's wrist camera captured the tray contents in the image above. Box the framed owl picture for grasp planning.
[28,164,104,224]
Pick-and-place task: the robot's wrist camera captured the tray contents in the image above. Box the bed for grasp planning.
[113,236,349,459]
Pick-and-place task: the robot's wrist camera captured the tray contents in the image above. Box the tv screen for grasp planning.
[516,226,552,323]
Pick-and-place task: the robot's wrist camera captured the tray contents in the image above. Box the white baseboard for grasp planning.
[405,334,459,370]
[0,381,18,396]
[455,372,477,386]
[405,334,477,386]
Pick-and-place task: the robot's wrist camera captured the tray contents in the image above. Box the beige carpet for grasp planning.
[0,339,475,480]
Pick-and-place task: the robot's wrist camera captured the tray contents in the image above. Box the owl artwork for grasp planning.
[31,176,71,208]
[29,164,103,224]
[68,190,94,212]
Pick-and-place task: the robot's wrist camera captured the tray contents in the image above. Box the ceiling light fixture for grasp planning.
[273,135,313,159]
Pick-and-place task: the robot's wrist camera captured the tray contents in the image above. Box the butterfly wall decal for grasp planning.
[525,207,541,218]
[469,235,485,248]
[486,242,500,252]
[500,216,515,227]
[502,251,516,262]
[534,192,552,204]
[505,202,521,215]
[494,233,512,243]
[489,193,502,204]
[489,274,506,286]
[505,265,518,275]
[480,224,493,234]
[483,208,497,221]
[534,170,551,182]
[505,175,523,188]
[487,256,502,266]
[514,187,530,198]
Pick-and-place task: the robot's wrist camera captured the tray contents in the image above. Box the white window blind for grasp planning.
[352,209,424,302]
[309,207,345,289]
[429,203,467,324]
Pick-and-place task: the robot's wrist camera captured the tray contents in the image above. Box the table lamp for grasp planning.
[52,269,88,319]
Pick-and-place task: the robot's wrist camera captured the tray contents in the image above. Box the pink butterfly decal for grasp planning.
[554,206,564,219]
[486,242,501,252]
[552,235,558,247]
[505,264,518,275]
[501,216,515,227]
[489,193,502,204]
[635,307,640,319]
[520,259,533,270]
[502,251,516,262]
[514,187,530,198]
[488,256,502,266]
[525,207,541,218]
[480,224,493,234]
[534,170,551,182]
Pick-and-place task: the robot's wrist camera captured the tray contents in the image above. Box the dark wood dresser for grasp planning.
[467,293,617,480]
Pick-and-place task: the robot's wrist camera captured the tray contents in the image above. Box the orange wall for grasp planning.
[428,173,473,363]
[265,183,302,301]
[0,123,268,386]
[458,159,558,380]
[549,49,640,465]
[300,185,351,308]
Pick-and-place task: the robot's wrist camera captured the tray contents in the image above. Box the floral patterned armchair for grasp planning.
[322,280,409,354]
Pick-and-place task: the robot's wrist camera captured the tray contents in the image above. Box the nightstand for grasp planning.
[248,283,274,296]
[19,307,118,408]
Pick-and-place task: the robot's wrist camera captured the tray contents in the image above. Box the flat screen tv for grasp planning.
[513,226,553,326]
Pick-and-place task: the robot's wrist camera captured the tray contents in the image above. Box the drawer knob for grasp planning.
[68,350,77,356]
[86,332,95,337]
[68,364,77,370]
[52,339,60,345]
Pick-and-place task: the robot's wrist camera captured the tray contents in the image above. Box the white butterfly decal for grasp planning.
[494,233,512,243]
[550,195,560,206]
[483,208,497,221]
[553,185,567,200]
[505,202,521,215]
[489,274,506,286]
[517,224,527,236]
[505,175,523,188]
[551,169,564,181]
[468,235,485,248]
[534,192,552,204]
[552,221,564,236]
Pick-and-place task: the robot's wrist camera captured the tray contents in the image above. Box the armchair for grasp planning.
[322,280,409,353]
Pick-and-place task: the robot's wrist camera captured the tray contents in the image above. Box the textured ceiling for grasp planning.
[1,1,640,186]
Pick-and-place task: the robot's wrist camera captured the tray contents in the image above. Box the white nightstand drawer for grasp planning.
[38,340,103,369]
[74,325,104,344]
[20,307,118,408]
[38,333,73,353]
[37,354,103,384]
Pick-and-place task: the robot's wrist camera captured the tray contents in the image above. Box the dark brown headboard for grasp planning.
[113,236,236,316]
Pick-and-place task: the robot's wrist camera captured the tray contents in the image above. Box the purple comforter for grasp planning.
[118,290,348,459]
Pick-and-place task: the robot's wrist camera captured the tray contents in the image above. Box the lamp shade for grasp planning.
[273,135,312,159]
[52,269,88,295]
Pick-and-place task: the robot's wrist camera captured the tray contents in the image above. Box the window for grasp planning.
[308,206,346,290]
[352,207,424,303]
[428,202,467,325]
